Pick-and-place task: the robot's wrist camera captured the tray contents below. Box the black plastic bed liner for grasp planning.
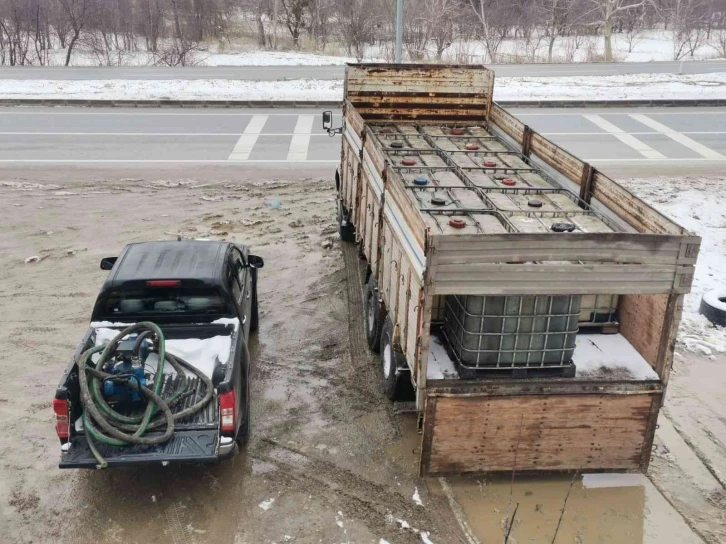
[59,429,220,468]
[60,376,220,468]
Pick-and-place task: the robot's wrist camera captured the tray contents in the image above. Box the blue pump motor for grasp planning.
[102,337,149,404]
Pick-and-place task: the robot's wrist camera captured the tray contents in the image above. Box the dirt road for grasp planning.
[0,172,723,543]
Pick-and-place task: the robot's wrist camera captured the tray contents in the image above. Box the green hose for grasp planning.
[77,322,214,468]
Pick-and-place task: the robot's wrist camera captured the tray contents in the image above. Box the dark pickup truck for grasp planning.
[53,240,264,468]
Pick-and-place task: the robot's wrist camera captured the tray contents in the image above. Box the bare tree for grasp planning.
[58,0,95,65]
[584,0,645,61]
[279,0,309,48]
[658,0,710,58]
[466,0,509,62]
[335,0,376,60]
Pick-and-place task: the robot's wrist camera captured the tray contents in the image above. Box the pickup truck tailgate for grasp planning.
[60,430,220,468]
[60,376,222,468]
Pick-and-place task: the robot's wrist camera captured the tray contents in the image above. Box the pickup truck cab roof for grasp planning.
[102,240,232,289]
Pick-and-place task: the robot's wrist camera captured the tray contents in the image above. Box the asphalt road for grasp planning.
[0,106,723,179]
[0,60,724,80]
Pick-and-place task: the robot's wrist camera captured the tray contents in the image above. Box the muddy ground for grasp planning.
[0,172,724,544]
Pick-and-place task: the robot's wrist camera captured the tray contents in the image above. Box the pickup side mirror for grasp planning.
[248,255,264,269]
[322,110,333,131]
[100,256,117,270]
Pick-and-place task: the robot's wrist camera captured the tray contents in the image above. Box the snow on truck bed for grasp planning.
[427,332,659,382]
[90,318,239,379]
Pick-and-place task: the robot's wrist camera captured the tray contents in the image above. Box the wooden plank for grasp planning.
[529,132,586,184]
[363,129,387,174]
[431,263,687,296]
[591,171,685,235]
[490,104,525,142]
[612,294,668,371]
[655,294,684,388]
[421,393,655,475]
[344,99,365,136]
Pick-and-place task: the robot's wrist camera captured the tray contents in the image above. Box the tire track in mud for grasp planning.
[164,501,195,544]
[253,438,438,543]
[341,241,402,439]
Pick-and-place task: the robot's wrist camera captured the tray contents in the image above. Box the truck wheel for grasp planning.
[380,317,403,401]
[250,268,259,333]
[365,275,385,353]
[337,200,356,243]
[700,290,726,327]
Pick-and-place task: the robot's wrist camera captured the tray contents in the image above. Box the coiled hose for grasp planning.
[78,322,214,468]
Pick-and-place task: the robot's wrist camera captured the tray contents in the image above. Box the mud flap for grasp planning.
[59,430,220,469]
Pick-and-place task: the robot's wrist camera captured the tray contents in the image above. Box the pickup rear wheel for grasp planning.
[380,317,403,401]
[365,275,386,353]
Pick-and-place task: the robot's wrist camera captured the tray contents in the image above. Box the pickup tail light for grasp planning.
[53,398,70,439]
[146,280,181,288]
[219,390,237,434]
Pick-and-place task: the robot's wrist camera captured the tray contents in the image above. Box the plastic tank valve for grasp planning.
[483,160,497,167]
[401,158,417,166]
[502,178,517,186]
[449,218,466,229]
[551,222,577,232]
[528,199,543,208]
[464,143,479,151]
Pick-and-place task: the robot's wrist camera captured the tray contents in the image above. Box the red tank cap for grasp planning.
[483,160,497,167]
[464,143,480,150]
[401,158,417,166]
[451,128,465,135]
[502,178,517,186]
[449,218,466,229]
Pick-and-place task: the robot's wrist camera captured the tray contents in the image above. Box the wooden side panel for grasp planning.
[358,171,370,251]
[427,233,698,296]
[421,393,656,475]
[530,133,586,185]
[407,274,423,381]
[380,222,394,318]
[370,187,381,275]
[346,64,494,121]
[341,138,360,213]
[618,294,668,371]
[591,172,686,235]
[364,128,387,173]
[490,104,525,143]
[344,99,365,136]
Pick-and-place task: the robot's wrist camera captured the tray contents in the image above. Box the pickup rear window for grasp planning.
[99,287,230,318]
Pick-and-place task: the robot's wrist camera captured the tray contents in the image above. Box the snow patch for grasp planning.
[2,73,726,102]
[412,487,423,507]
[258,498,275,511]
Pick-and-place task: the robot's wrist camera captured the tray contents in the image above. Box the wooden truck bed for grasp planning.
[337,64,699,476]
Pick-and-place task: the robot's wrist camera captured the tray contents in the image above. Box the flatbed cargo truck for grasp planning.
[326,64,700,476]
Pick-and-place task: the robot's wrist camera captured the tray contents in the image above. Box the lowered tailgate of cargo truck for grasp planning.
[419,382,661,476]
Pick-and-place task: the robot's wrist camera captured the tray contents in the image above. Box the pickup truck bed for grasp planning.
[55,240,262,469]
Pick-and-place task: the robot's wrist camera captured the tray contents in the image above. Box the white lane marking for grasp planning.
[542,131,726,136]
[584,157,726,162]
[629,113,725,159]
[0,132,336,136]
[513,111,726,116]
[228,115,268,160]
[0,110,342,116]
[287,115,315,161]
[583,114,666,159]
[0,159,339,163]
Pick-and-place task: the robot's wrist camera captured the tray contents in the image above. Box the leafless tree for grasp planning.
[584,0,645,61]
[279,0,308,48]
[336,0,376,60]
[58,0,96,65]
[466,0,510,62]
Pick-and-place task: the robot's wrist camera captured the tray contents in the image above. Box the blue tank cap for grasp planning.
[413,176,429,186]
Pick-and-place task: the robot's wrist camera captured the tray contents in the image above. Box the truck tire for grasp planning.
[337,200,356,243]
[365,275,386,353]
[380,317,403,401]
[250,268,259,333]
[700,290,726,327]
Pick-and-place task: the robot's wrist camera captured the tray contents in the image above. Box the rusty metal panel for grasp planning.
[529,132,586,184]
[346,64,494,121]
